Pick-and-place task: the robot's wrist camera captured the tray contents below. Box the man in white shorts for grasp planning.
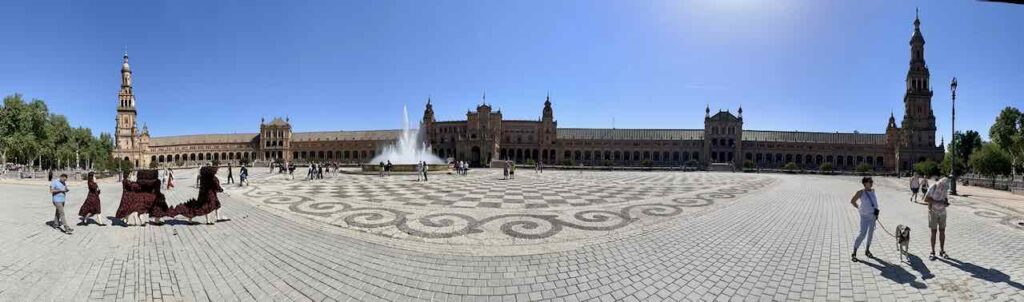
[924,177,950,261]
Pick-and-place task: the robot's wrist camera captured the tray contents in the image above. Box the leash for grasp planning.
[875,218,898,238]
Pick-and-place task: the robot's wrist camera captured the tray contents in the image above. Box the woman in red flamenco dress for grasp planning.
[135,169,169,226]
[115,171,146,226]
[170,166,224,225]
[77,172,106,226]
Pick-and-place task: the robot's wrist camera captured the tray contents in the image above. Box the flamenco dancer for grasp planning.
[136,169,169,225]
[77,172,106,226]
[115,170,160,226]
[170,166,227,225]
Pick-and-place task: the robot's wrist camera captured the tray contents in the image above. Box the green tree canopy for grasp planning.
[913,160,940,177]
[969,143,1012,178]
[1,94,114,170]
[989,107,1023,177]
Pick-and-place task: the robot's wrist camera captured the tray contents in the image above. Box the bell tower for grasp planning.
[900,10,937,149]
[115,51,138,151]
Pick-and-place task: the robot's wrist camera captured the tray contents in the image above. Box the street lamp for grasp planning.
[950,77,958,196]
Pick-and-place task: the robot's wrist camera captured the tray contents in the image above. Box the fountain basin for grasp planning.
[361,164,450,173]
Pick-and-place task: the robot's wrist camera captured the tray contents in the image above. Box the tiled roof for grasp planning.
[742,130,886,145]
[151,133,258,146]
[264,117,289,126]
[708,111,740,121]
[557,128,704,141]
[292,130,401,142]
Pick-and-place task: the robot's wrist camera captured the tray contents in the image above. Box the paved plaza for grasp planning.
[1,169,1023,301]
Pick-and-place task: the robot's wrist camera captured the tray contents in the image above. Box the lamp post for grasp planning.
[950,77,958,196]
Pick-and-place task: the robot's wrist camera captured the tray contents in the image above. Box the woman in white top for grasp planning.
[850,176,879,262]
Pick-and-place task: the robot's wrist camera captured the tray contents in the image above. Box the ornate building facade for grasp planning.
[113,15,944,173]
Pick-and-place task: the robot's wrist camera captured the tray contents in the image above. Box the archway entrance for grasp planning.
[471,146,481,167]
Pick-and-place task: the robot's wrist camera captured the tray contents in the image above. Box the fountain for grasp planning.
[362,106,449,173]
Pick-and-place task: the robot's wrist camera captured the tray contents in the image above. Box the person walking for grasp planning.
[416,162,423,181]
[386,160,393,177]
[503,161,509,180]
[509,161,516,180]
[910,174,921,203]
[920,177,929,196]
[239,165,248,187]
[924,177,951,260]
[850,176,879,262]
[48,169,54,182]
[422,161,428,181]
[50,173,73,234]
[226,164,235,184]
[166,168,175,190]
[77,172,105,226]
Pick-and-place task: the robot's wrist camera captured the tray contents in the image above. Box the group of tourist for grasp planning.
[307,163,326,180]
[503,161,516,180]
[378,160,393,178]
[415,161,429,181]
[453,161,469,176]
[47,165,231,235]
[849,174,951,263]
[273,161,298,180]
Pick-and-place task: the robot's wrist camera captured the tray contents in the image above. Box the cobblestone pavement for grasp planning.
[0,170,1022,301]
[238,170,776,253]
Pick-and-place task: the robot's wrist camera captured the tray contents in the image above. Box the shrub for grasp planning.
[855,163,873,174]
[743,160,755,170]
[783,162,799,171]
[819,163,834,173]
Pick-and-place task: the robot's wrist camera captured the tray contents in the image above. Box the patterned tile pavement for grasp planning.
[0,169,1022,301]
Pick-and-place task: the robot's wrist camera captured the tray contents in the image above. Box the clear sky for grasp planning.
[1,0,1021,141]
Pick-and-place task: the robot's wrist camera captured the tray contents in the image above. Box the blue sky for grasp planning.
[1,1,1021,141]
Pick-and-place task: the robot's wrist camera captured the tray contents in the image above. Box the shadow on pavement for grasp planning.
[906,253,934,280]
[938,257,1024,290]
[859,257,927,289]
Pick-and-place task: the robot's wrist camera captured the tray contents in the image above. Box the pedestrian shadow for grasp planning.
[859,257,927,289]
[905,253,934,280]
[938,257,1024,290]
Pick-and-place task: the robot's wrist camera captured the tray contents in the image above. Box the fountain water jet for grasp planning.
[362,106,448,172]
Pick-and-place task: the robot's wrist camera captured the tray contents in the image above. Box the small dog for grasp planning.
[895,224,911,262]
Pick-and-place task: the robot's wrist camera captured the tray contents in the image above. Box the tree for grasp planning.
[989,107,1023,179]
[950,130,983,171]
[2,94,119,172]
[969,143,1012,179]
[913,160,940,177]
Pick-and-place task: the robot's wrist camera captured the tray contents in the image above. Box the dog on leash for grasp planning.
[895,224,911,262]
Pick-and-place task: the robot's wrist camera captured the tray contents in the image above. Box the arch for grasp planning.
[470,146,482,166]
[158,155,165,163]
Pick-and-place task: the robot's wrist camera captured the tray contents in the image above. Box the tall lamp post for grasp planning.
[950,77,958,196]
